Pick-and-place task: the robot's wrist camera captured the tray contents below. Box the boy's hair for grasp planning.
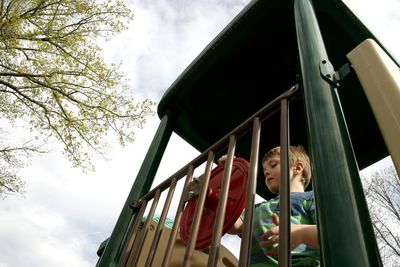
[262,145,312,188]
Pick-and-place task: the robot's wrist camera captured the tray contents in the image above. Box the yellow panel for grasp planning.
[135,220,238,267]
[347,39,400,175]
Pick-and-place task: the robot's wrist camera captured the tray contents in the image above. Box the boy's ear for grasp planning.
[293,162,304,175]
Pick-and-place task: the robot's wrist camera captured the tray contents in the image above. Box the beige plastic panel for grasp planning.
[347,39,400,175]
[135,220,238,267]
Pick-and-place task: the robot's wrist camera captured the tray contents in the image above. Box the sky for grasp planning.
[0,0,399,266]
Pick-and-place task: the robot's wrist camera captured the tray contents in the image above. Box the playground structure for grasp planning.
[96,0,400,266]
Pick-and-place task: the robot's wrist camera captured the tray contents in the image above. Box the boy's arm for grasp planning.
[259,214,319,256]
[228,217,243,235]
[291,224,319,248]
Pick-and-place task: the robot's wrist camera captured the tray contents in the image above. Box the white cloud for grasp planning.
[0,117,162,266]
[343,0,400,62]
[0,1,399,266]
[99,0,251,101]
[0,201,93,267]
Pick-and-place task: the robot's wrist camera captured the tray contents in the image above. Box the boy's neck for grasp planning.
[277,183,305,195]
[289,173,306,192]
[290,181,305,193]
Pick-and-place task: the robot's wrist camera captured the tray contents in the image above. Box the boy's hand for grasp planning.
[259,214,318,257]
[217,154,236,165]
[218,155,228,165]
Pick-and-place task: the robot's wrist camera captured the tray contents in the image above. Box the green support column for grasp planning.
[294,0,382,266]
[97,111,176,267]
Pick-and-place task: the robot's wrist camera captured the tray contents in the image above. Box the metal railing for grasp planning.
[119,85,299,267]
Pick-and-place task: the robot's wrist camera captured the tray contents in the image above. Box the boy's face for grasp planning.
[262,155,281,193]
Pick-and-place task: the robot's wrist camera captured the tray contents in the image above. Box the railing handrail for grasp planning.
[132,85,299,206]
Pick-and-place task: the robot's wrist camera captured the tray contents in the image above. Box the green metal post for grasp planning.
[97,111,176,267]
[294,0,382,266]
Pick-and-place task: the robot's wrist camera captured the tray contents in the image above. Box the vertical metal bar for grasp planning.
[145,178,177,267]
[127,189,161,267]
[120,200,148,267]
[97,112,175,267]
[239,117,261,267]
[208,135,237,267]
[279,98,291,267]
[294,0,383,266]
[183,151,215,267]
[162,166,194,267]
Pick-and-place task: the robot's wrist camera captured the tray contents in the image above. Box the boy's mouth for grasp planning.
[266,177,274,183]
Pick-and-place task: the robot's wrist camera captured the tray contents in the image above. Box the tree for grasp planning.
[362,164,400,266]
[0,0,155,197]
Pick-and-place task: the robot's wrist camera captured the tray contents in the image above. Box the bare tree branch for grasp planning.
[363,165,400,265]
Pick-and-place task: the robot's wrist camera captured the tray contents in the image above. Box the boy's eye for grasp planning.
[271,163,277,168]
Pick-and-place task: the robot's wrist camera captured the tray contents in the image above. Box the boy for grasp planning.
[225,146,319,266]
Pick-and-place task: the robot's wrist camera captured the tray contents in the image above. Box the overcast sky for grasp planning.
[0,0,399,266]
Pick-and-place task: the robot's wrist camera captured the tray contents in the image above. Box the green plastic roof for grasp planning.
[157,0,396,199]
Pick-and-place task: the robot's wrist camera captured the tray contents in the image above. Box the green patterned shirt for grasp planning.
[243,191,319,266]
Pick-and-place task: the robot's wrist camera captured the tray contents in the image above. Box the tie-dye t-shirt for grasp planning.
[242,191,319,266]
